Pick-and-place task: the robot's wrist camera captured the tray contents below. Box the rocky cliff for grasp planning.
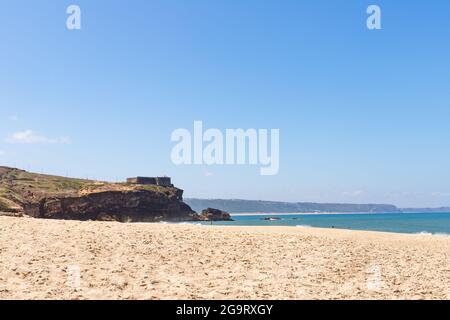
[0,167,197,222]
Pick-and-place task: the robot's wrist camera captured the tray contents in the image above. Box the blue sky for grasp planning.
[1,0,450,207]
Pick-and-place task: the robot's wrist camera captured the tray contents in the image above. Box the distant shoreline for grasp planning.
[185,198,450,215]
[231,212,395,216]
[231,211,450,216]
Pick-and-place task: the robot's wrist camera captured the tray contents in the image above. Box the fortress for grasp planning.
[126,176,184,200]
[126,176,173,187]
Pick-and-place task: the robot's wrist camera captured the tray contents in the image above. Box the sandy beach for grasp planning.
[0,216,449,300]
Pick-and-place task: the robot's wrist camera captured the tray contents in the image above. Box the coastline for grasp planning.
[1,216,449,300]
[211,224,450,239]
[227,212,450,236]
[230,212,395,216]
[182,222,450,237]
[179,221,450,237]
[231,211,450,216]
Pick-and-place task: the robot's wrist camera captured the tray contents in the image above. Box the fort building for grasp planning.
[126,176,173,187]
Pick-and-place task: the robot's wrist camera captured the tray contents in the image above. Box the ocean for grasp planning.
[195,212,450,235]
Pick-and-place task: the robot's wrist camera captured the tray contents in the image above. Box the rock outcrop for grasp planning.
[0,167,198,222]
[197,208,233,221]
[0,167,235,222]
[25,190,197,222]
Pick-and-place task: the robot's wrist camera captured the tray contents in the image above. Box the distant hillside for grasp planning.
[185,198,401,214]
[400,207,450,213]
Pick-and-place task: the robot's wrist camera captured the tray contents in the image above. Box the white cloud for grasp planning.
[342,190,365,197]
[204,171,215,177]
[6,130,71,145]
[431,192,450,198]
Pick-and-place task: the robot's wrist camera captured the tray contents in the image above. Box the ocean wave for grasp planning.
[176,222,203,226]
[295,225,312,228]
[158,221,202,226]
[415,231,449,237]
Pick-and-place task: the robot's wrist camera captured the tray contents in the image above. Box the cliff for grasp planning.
[0,167,197,222]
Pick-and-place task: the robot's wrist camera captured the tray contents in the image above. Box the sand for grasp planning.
[0,216,449,300]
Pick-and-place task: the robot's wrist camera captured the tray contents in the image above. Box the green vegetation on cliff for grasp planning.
[0,167,88,210]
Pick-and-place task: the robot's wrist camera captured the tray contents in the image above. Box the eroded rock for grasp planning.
[198,208,233,221]
[25,190,197,222]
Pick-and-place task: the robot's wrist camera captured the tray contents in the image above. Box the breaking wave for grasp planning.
[415,231,449,237]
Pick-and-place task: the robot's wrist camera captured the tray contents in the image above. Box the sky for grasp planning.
[1,0,450,207]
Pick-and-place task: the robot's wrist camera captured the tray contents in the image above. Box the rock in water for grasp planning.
[199,208,233,221]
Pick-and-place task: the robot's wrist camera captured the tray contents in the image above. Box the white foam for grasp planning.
[177,222,203,226]
[415,231,449,237]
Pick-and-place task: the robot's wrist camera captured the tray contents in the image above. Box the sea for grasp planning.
[194,212,450,235]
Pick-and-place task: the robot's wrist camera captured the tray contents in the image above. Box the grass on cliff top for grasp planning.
[0,167,179,211]
[0,167,91,209]
[81,182,178,198]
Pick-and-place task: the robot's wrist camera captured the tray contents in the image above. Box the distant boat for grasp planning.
[262,217,281,221]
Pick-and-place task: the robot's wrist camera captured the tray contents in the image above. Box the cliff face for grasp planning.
[0,167,196,222]
[26,190,196,222]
